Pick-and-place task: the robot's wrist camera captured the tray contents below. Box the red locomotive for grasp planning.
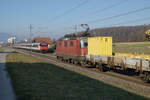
[56,38,88,64]
[40,43,49,51]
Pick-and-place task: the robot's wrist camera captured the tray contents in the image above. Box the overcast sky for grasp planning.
[0,0,150,41]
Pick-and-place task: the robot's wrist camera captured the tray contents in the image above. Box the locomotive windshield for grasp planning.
[40,44,48,47]
[80,40,88,48]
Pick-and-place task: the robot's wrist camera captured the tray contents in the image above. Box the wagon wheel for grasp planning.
[71,59,76,65]
[142,72,148,81]
[68,59,71,63]
[66,59,69,63]
[79,61,85,67]
[73,60,78,65]
[60,58,63,62]
[96,63,104,72]
[146,74,150,83]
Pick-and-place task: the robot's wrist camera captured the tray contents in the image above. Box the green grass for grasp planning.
[6,53,149,100]
[113,42,150,54]
[0,47,5,52]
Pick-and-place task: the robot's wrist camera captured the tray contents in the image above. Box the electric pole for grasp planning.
[30,24,32,54]
[75,25,77,34]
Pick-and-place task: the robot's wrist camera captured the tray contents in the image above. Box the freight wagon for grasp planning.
[56,37,150,82]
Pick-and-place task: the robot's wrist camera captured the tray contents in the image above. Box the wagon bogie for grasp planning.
[95,63,104,72]
[141,72,150,82]
[146,74,150,83]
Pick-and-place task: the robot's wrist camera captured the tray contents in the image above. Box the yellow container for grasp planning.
[88,37,112,56]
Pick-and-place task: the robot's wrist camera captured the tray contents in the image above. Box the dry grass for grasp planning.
[113,42,150,54]
[6,52,149,100]
[0,47,5,52]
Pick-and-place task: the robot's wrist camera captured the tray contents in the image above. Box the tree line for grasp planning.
[64,24,150,42]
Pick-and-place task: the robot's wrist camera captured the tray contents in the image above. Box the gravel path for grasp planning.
[0,49,16,100]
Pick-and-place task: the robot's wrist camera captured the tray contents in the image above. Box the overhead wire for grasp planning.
[111,17,150,26]
[89,0,128,15]
[97,16,150,28]
[35,0,127,34]
[68,0,128,24]
[47,0,89,23]
[87,6,150,24]
[33,0,89,33]
[34,0,150,37]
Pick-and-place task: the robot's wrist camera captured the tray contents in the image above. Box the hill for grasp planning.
[90,25,150,42]
[65,24,150,42]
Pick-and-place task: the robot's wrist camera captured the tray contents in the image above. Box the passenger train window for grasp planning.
[40,44,48,47]
[33,45,38,47]
[70,41,73,47]
[64,41,67,47]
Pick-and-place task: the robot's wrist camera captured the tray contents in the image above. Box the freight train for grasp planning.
[56,37,150,82]
[13,43,49,53]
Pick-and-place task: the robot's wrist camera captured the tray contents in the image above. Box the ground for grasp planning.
[6,52,149,100]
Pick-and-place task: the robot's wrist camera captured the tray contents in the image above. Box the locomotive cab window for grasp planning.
[40,44,48,47]
[80,40,88,48]
[70,41,74,47]
[64,41,67,47]
[59,42,62,46]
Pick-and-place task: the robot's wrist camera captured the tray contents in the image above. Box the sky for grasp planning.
[0,0,150,41]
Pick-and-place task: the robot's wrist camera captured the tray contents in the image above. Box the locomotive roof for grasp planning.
[59,37,87,41]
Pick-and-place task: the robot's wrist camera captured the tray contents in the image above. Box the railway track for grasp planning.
[14,49,150,98]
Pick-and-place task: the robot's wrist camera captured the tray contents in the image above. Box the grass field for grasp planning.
[113,42,150,54]
[6,52,149,100]
[0,47,5,52]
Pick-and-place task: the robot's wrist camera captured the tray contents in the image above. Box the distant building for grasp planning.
[7,37,16,44]
[33,37,52,48]
[24,39,28,43]
[0,41,3,44]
